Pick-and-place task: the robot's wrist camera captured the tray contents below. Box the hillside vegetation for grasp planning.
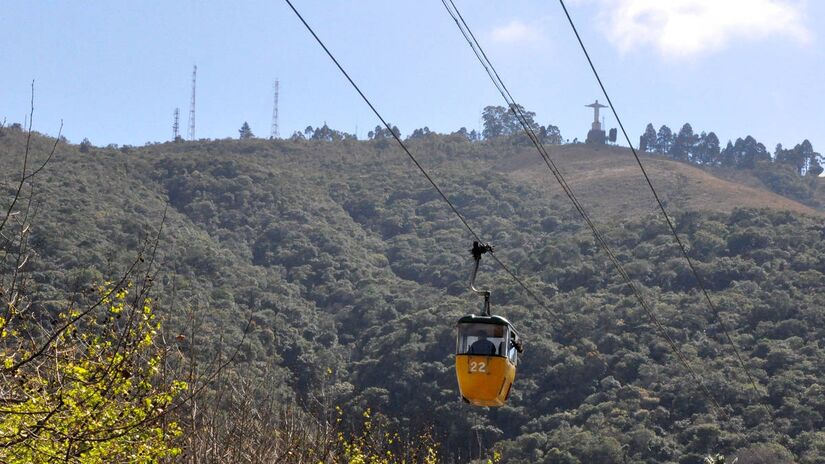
[2,128,825,463]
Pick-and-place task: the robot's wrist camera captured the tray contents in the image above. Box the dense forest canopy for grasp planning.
[1,120,824,462]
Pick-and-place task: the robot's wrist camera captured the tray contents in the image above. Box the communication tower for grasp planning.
[270,79,280,139]
[173,108,180,141]
[188,65,197,141]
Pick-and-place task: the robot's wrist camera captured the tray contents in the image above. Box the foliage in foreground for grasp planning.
[1,121,186,462]
[0,280,186,462]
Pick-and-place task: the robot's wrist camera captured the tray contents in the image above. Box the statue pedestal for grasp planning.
[586,129,606,144]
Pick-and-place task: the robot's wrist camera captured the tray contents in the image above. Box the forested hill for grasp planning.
[2,129,825,463]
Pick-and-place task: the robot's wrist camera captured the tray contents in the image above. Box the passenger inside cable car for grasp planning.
[468,329,498,355]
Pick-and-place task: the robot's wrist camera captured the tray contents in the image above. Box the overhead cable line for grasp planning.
[557,0,759,396]
[283,0,554,315]
[441,0,725,414]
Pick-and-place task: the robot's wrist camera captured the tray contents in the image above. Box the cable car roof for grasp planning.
[457,314,513,327]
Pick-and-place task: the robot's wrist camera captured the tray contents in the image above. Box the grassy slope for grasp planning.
[502,144,822,219]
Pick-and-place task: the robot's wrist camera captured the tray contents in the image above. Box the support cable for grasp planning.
[557,0,759,396]
[442,0,726,414]
[284,0,554,315]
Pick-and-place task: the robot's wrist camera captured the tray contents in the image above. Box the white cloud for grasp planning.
[491,20,544,44]
[597,0,811,58]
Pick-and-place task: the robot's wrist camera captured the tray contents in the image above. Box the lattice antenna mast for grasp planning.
[173,108,180,141]
[270,79,280,139]
[188,65,197,141]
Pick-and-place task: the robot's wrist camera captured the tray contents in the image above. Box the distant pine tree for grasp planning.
[79,137,92,153]
[408,127,432,140]
[672,123,698,161]
[693,131,721,165]
[720,140,735,166]
[704,132,721,165]
[777,139,823,175]
[640,123,657,153]
[733,136,770,168]
[239,122,254,139]
[656,125,673,154]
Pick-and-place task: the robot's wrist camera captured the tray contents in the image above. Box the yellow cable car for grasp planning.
[456,314,520,406]
[455,242,523,407]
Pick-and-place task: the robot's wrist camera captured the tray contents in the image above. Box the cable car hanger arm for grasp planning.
[469,241,493,316]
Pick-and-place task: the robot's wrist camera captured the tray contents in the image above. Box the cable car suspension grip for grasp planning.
[469,241,494,316]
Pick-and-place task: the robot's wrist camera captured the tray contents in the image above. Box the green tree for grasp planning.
[542,124,563,144]
[702,131,721,165]
[0,115,187,461]
[311,123,347,142]
[450,127,472,142]
[640,123,657,153]
[239,121,254,139]
[725,135,770,168]
[482,106,508,139]
[368,124,400,140]
[720,140,736,166]
[735,443,795,463]
[777,139,823,175]
[79,137,92,153]
[1,285,187,463]
[409,126,433,140]
[808,156,823,176]
[656,125,673,154]
[798,140,816,174]
[672,123,698,161]
[482,104,538,139]
[504,103,538,135]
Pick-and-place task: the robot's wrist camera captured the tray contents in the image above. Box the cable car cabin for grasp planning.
[455,314,520,407]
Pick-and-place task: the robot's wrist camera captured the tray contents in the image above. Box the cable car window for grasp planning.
[507,335,518,365]
[457,323,507,356]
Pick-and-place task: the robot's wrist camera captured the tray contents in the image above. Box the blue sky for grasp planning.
[1,0,822,155]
